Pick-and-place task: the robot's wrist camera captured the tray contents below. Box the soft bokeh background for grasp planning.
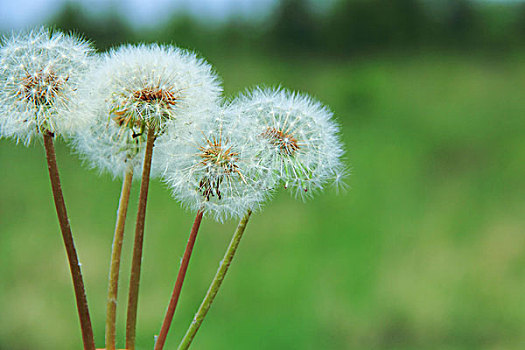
[1,0,525,349]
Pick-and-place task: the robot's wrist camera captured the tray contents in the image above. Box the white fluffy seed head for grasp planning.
[71,44,222,178]
[157,109,275,222]
[227,87,346,198]
[0,27,94,144]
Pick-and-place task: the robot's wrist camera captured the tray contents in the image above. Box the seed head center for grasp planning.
[112,87,177,130]
[133,88,177,105]
[262,127,300,156]
[197,137,245,201]
[199,137,240,175]
[18,70,66,106]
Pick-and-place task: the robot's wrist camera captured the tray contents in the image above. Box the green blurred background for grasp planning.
[1,0,525,349]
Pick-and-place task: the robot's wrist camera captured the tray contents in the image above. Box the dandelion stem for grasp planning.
[42,131,95,350]
[154,209,205,350]
[126,127,156,350]
[177,210,252,350]
[105,168,134,350]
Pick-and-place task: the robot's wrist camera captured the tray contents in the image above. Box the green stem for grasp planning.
[126,127,156,350]
[177,210,252,350]
[42,131,95,350]
[154,209,205,350]
[105,168,134,350]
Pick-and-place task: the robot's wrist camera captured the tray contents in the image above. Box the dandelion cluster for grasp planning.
[71,44,222,178]
[0,27,93,144]
[227,88,345,197]
[0,26,348,349]
[1,26,346,219]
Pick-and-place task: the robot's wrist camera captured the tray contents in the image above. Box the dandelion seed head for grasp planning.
[158,110,274,221]
[0,27,94,144]
[228,87,346,198]
[71,44,222,178]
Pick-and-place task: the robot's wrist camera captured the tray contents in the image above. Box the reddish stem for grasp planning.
[154,210,204,350]
[43,131,95,350]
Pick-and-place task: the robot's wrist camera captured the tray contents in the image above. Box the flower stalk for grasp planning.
[42,130,95,350]
[105,168,134,350]
[177,210,252,350]
[154,209,205,350]
[126,127,156,350]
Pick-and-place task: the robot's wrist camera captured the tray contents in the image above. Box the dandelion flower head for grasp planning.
[229,87,345,197]
[0,27,93,144]
[159,110,274,221]
[72,44,222,178]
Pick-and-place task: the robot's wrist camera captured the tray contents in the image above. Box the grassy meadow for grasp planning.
[1,53,524,350]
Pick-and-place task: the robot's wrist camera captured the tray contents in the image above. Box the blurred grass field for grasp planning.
[1,53,524,350]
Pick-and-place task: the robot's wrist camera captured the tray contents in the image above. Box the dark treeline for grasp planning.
[49,0,525,56]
